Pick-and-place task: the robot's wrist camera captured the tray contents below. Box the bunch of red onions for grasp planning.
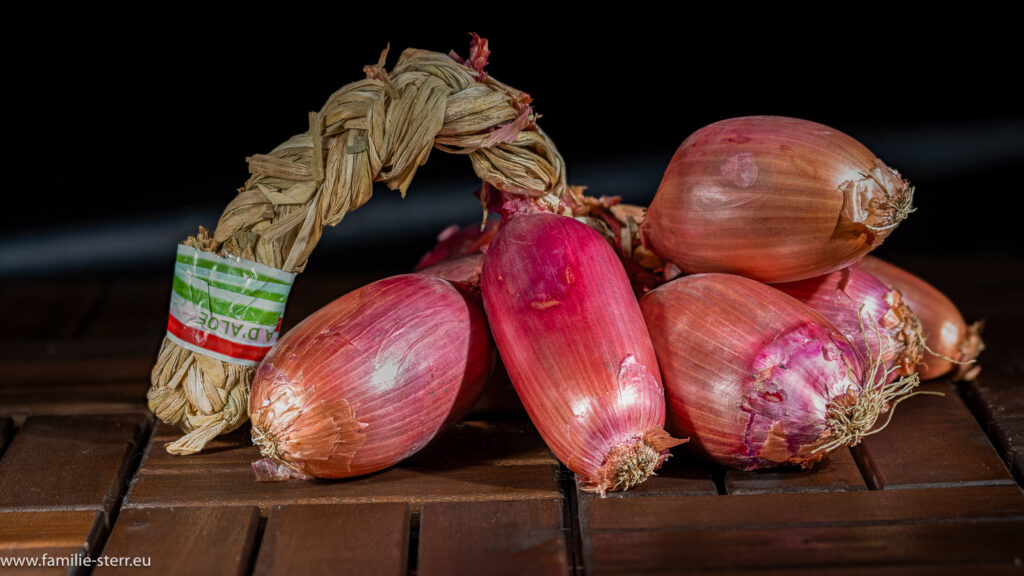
[245,114,982,487]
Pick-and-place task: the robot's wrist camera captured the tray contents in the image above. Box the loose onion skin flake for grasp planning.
[482,212,684,494]
[859,256,984,381]
[774,266,924,381]
[641,116,915,283]
[249,274,495,480]
[641,274,927,471]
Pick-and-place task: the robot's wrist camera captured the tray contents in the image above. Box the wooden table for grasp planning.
[1,256,1022,575]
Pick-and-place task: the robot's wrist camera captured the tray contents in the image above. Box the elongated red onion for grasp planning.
[859,256,984,381]
[641,274,925,470]
[774,266,923,380]
[249,274,495,480]
[482,212,684,494]
[641,116,914,283]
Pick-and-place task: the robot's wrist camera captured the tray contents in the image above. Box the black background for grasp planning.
[5,14,1021,278]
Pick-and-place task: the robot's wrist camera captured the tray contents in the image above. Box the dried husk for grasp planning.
[148,37,572,454]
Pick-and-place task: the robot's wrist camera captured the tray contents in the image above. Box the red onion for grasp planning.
[249,274,495,480]
[774,267,923,380]
[859,256,984,381]
[482,212,684,494]
[641,274,926,470]
[640,116,914,283]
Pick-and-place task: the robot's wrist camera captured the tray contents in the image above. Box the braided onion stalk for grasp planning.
[148,35,574,455]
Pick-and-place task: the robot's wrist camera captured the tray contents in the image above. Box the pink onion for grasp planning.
[773,266,923,380]
[640,116,914,283]
[859,256,984,381]
[249,274,495,479]
[641,273,925,470]
[482,212,684,494]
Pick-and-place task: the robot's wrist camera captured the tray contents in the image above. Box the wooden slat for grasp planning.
[0,381,148,423]
[0,414,148,519]
[991,418,1024,465]
[964,372,1024,425]
[683,566,1023,576]
[589,521,1024,574]
[0,279,102,341]
[0,510,103,552]
[0,338,157,385]
[587,485,1024,531]
[584,486,1024,574]
[854,382,1013,489]
[132,418,560,515]
[95,507,259,576]
[725,448,867,494]
[126,465,560,515]
[144,420,556,471]
[253,504,408,576]
[0,510,105,575]
[418,499,566,576]
[574,454,717,576]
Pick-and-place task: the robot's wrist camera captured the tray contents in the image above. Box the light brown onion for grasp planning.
[482,212,684,494]
[249,274,495,480]
[859,256,984,381]
[641,116,914,283]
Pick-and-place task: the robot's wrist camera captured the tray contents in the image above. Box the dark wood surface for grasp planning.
[418,500,567,576]
[95,507,260,576]
[0,257,1021,574]
[254,504,410,576]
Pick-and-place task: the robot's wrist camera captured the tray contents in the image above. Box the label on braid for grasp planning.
[165,245,295,366]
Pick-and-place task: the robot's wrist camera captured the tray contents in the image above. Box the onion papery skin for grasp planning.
[641,274,874,470]
[774,267,923,381]
[482,212,683,494]
[249,274,495,480]
[640,116,913,283]
[859,256,984,381]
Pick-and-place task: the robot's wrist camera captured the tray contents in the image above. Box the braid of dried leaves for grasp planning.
[147,36,573,455]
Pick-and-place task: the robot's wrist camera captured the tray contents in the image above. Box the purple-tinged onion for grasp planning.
[641,273,928,470]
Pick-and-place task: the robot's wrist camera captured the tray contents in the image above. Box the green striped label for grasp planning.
[167,245,295,365]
